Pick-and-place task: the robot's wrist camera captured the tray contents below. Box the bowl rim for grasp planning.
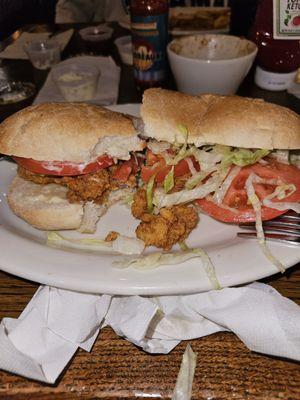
[167,34,258,64]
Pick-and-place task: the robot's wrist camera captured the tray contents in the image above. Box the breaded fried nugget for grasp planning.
[132,188,148,219]
[18,166,57,185]
[132,189,199,250]
[62,169,110,203]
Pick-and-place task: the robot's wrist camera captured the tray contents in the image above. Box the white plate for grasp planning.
[0,104,299,295]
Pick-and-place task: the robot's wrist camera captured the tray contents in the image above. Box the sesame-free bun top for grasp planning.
[141,88,300,149]
[0,102,138,162]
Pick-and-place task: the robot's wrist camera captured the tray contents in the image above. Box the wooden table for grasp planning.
[0,269,299,399]
[0,23,300,399]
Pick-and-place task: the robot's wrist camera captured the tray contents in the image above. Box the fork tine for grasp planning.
[238,225,300,236]
[240,221,300,230]
[237,232,300,245]
[237,211,300,245]
[278,211,300,221]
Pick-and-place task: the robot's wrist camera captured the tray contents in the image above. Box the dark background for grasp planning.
[0,0,258,41]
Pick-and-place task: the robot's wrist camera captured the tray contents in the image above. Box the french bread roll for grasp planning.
[141,88,300,149]
[0,102,140,162]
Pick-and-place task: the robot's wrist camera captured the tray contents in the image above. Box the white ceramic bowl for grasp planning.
[167,34,257,95]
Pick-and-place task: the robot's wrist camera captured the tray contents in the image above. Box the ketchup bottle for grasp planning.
[250,0,300,91]
[130,0,169,90]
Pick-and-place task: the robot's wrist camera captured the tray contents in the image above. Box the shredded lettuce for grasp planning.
[213,166,241,204]
[47,232,144,255]
[109,188,135,206]
[165,125,189,166]
[185,157,197,176]
[262,184,300,213]
[172,344,197,400]
[112,235,145,255]
[269,150,289,165]
[164,166,175,193]
[221,148,270,168]
[245,174,285,273]
[154,177,218,209]
[185,166,217,190]
[147,139,170,154]
[189,146,223,171]
[47,231,112,252]
[146,174,156,213]
[114,248,221,290]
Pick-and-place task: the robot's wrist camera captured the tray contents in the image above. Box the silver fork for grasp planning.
[237,211,300,246]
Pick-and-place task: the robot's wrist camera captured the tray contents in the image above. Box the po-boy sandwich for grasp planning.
[0,102,145,232]
[132,89,300,256]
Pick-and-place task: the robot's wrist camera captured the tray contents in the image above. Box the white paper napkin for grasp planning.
[0,30,74,59]
[0,282,299,383]
[34,56,120,106]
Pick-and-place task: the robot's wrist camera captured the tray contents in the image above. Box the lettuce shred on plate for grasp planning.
[172,344,197,400]
[245,174,285,273]
[46,232,145,255]
[113,247,221,290]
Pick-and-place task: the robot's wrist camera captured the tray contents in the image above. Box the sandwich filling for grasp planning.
[131,133,300,259]
[12,134,145,233]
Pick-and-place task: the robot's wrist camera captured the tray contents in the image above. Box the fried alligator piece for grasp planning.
[18,166,56,185]
[18,166,110,204]
[132,188,199,250]
[18,166,136,204]
[61,169,110,203]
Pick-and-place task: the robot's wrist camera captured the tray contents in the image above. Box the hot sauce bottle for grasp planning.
[130,0,169,90]
[250,0,300,91]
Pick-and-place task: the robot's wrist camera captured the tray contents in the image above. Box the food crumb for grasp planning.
[105,231,119,242]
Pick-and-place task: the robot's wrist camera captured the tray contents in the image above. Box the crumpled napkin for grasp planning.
[34,56,120,106]
[0,30,74,59]
[0,282,299,383]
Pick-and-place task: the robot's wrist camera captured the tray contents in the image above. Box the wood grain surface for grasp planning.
[0,267,299,400]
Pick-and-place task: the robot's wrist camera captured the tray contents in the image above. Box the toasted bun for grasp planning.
[0,103,138,162]
[141,89,300,149]
[8,175,83,230]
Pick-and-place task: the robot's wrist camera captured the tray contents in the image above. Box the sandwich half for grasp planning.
[133,89,300,251]
[0,102,145,231]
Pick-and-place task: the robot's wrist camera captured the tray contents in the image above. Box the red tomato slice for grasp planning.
[196,160,300,223]
[112,157,139,182]
[146,150,160,166]
[141,150,198,184]
[13,155,114,176]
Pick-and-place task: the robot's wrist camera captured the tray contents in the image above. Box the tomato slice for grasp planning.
[13,155,114,176]
[141,150,198,183]
[196,160,300,223]
[112,157,139,182]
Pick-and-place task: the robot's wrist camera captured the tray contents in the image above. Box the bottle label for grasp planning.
[131,13,168,84]
[273,0,300,39]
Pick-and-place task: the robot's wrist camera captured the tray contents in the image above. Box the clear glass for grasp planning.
[24,40,61,70]
[52,63,100,102]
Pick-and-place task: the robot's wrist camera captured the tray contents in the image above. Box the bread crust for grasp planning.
[0,103,137,162]
[8,175,83,230]
[141,88,300,149]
